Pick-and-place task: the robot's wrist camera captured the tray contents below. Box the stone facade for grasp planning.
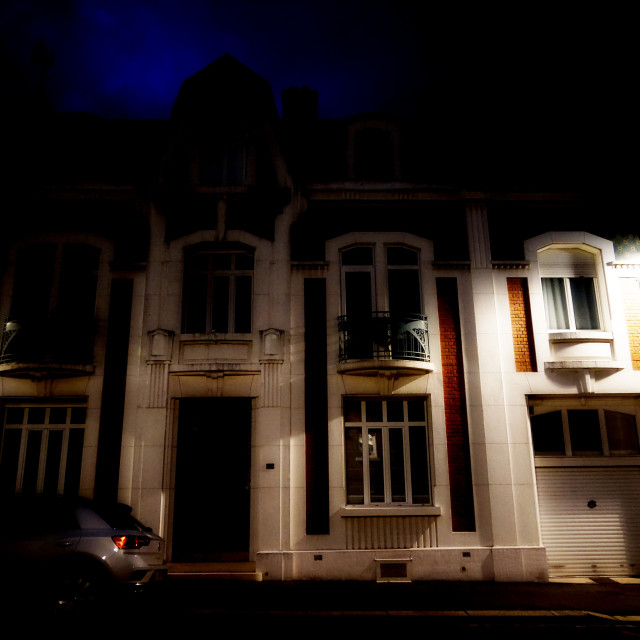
[1,55,639,582]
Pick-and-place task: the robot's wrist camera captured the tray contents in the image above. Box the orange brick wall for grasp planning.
[620,277,640,371]
[507,277,537,372]
[436,278,476,532]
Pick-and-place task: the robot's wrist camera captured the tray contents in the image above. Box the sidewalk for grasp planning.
[158,576,640,620]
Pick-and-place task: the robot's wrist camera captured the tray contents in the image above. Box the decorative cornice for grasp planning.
[491,260,531,270]
[432,261,471,270]
[291,261,329,271]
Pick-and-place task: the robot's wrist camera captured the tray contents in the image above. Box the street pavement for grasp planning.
[155,575,640,618]
[10,574,640,637]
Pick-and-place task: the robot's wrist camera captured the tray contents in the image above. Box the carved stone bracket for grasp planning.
[146,329,174,408]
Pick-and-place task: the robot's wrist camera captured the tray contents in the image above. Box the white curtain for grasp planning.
[542,278,569,330]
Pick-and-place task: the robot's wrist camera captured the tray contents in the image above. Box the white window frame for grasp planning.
[0,405,86,494]
[182,245,254,335]
[529,396,640,468]
[344,397,432,506]
[539,246,604,332]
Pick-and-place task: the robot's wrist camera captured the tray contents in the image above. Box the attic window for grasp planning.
[199,141,246,186]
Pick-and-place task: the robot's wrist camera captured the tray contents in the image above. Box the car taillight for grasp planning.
[112,535,150,550]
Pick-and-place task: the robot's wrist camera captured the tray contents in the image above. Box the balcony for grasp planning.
[0,317,95,379]
[338,312,433,376]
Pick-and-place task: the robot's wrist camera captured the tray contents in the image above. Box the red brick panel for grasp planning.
[436,278,476,532]
[507,277,537,372]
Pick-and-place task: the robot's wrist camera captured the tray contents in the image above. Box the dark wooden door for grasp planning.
[172,398,252,562]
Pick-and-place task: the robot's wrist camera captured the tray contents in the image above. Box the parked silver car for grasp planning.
[0,495,167,611]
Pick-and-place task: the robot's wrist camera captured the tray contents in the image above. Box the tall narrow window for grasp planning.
[539,247,602,331]
[344,397,431,505]
[338,243,428,363]
[387,246,421,315]
[340,246,375,359]
[182,244,254,334]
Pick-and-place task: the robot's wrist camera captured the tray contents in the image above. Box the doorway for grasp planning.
[172,397,252,562]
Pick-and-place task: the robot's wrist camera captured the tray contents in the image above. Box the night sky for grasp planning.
[0,1,632,189]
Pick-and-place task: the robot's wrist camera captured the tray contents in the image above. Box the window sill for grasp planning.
[544,360,624,371]
[548,331,612,342]
[534,456,640,467]
[180,333,253,340]
[339,506,441,517]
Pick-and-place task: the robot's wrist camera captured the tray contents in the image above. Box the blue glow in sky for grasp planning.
[0,0,630,130]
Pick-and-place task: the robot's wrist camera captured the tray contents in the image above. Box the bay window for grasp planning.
[539,247,602,331]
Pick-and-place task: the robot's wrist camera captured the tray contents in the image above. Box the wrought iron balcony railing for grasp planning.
[338,312,430,363]
[0,317,95,368]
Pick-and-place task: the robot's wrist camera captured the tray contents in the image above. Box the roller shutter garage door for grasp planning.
[536,467,640,576]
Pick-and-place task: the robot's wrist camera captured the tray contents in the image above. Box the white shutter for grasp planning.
[536,467,640,576]
[538,248,597,277]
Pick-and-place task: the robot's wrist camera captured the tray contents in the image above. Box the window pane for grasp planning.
[183,273,208,333]
[387,247,418,266]
[5,408,24,424]
[70,407,87,425]
[345,428,364,504]
[0,429,21,494]
[43,430,63,495]
[605,410,640,455]
[365,400,383,422]
[212,254,232,270]
[570,278,600,330]
[407,400,426,423]
[542,278,569,330]
[341,246,373,266]
[185,252,209,271]
[211,275,230,332]
[568,410,603,455]
[389,429,406,502]
[235,253,254,270]
[368,429,385,502]
[64,429,85,496]
[27,407,46,425]
[386,400,404,423]
[388,269,421,315]
[530,411,565,455]
[49,407,67,425]
[344,398,362,423]
[409,426,430,503]
[22,430,43,494]
[234,275,252,333]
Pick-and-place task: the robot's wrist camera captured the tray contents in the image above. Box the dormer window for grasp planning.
[199,139,247,187]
